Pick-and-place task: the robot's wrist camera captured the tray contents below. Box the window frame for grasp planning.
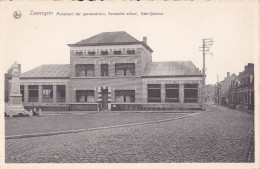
[147,84,161,103]
[184,84,198,103]
[165,84,179,103]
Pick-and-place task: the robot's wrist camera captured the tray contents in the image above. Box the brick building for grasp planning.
[229,63,254,111]
[6,31,204,111]
[214,72,236,106]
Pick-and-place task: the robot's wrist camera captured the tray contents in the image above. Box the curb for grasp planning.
[6,112,202,140]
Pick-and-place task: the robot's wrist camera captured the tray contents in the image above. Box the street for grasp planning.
[5,104,254,163]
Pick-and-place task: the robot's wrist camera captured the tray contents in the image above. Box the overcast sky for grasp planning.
[1,1,257,84]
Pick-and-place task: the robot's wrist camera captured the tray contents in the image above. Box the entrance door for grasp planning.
[102,89,108,110]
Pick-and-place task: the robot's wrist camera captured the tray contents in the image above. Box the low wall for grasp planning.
[24,105,69,111]
[111,103,202,111]
[69,103,99,111]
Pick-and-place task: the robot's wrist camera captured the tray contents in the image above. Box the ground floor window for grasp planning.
[165,84,179,103]
[57,85,66,102]
[76,90,95,103]
[148,84,161,103]
[20,85,24,102]
[42,85,53,102]
[184,84,198,103]
[28,85,38,102]
[115,90,135,103]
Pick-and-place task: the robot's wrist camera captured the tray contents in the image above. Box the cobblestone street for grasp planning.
[5,105,254,163]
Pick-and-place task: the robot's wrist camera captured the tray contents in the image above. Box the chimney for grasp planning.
[248,63,254,68]
[143,36,147,44]
[245,65,248,70]
[227,72,230,77]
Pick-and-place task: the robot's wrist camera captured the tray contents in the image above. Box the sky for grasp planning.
[0,1,257,85]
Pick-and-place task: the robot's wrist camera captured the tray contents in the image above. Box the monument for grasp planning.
[5,62,30,117]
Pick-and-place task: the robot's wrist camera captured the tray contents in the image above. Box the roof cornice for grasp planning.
[68,41,153,53]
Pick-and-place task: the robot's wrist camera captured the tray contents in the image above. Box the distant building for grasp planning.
[214,72,236,106]
[229,63,254,111]
[6,31,204,111]
[205,84,215,102]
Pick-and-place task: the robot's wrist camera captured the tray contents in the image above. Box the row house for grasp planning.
[229,63,254,111]
[6,31,204,111]
[214,72,236,106]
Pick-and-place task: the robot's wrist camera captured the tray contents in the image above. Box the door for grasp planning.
[102,89,108,110]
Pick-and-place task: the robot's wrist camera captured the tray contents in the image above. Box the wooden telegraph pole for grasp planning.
[199,38,214,110]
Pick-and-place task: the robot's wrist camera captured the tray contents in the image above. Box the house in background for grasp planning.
[229,63,254,111]
[205,84,215,103]
[214,72,236,106]
[5,31,203,111]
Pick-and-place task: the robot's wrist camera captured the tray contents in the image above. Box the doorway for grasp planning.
[102,89,108,110]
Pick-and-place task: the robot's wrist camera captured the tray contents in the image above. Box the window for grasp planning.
[165,84,179,103]
[148,84,161,102]
[114,51,121,55]
[101,64,108,76]
[184,84,198,103]
[245,92,248,104]
[57,85,66,102]
[115,90,135,103]
[88,51,95,56]
[127,50,135,55]
[28,85,38,102]
[101,51,108,55]
[42,85,53,102]
[75,51,83,56]
[76,90,95,103]
[76,64,94,77]
[115,63,135,76]
[20,85,24,102]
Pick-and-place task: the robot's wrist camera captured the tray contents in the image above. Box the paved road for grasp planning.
[5,112,187,136]
[5,105,254,163]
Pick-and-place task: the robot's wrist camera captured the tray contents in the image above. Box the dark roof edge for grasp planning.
[67,41,153,53]
[141,75,204,78]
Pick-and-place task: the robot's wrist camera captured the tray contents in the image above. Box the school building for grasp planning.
[6,31,204,111]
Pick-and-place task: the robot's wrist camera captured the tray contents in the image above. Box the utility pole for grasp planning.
[199,38,214,110]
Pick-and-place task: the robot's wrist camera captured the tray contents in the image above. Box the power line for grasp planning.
[199,38,214,110]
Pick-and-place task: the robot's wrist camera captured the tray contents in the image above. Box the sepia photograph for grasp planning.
[0,1,259,169]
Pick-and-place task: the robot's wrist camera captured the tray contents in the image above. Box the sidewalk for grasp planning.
[208,104,254,113]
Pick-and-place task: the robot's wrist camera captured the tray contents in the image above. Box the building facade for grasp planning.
[229,63,254,111]
[214,72,236,106]
[6,31,204,111]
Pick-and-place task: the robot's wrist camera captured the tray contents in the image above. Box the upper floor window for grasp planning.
[101,64,108,76]
[75,51,83,56]
[88,51,95,56]
[114,51,122,55]
[115,63,135,76]
[101,51,108,55]
[76,64,94,77]
[127,50,135,55]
